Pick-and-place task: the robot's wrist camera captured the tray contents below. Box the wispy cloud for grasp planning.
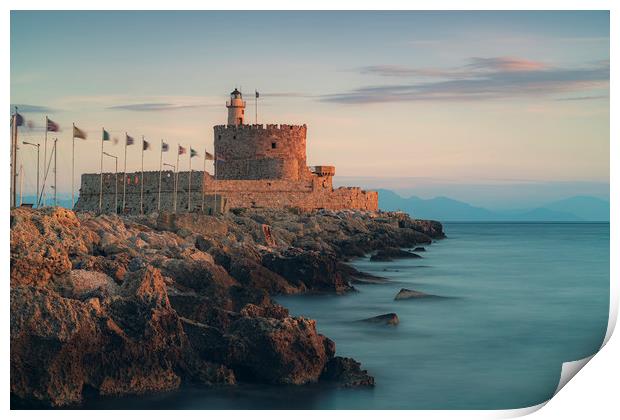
[556,95,609,101]
[107,102,214,112]
[324,57,609,104]
[10,104,55,113]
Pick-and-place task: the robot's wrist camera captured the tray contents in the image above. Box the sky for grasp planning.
[10,11,610,209]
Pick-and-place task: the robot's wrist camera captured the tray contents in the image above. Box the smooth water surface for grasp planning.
[83,223,609,410]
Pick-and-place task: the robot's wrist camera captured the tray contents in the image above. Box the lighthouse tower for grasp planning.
[226,88,246,126]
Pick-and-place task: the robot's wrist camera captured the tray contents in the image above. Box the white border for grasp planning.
[3,1,616,418]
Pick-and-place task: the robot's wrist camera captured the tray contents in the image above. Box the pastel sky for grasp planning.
[11,11,610,208]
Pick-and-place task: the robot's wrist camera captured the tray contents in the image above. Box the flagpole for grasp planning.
[174,146,180,213]
[123,132,128,213]
[158,140,163,211]
[43,116,48,206]
[99,128,104,213]
[71,123,75,208]
[255,90,258,124]
[114,156,118,214]
[201,152,206,212]
[188,149,193,212]
[11,108,19,208]
[214,157,218,215]
[140,135,145,215]
[53,138,57,206]
[18,164,23,206]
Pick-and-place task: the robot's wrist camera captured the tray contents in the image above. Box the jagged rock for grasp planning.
[360,313,400,326]
[225,316,334,384]
[10,266,189,407]
[11,207,444,406]
[320,356,375,387]
[413,246,426,252]
[262,248,353,294]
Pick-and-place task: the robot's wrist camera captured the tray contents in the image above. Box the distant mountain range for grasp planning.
[378,190,609,222]
[17,191,609,222]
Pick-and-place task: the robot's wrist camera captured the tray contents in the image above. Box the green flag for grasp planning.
[102,129,110,141]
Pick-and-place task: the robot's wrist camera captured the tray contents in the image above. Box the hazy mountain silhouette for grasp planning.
[377,189,609,222]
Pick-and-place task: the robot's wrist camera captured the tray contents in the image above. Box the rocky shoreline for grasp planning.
[10,207,444,407]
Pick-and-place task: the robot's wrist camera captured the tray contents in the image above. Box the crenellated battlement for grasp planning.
[214,123,307,133]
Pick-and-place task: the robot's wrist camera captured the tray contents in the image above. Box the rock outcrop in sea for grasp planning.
[10,207,444,407]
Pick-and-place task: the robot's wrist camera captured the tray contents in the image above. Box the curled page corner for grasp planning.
[554,355,595,396]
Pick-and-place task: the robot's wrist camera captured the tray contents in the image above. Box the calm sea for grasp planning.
[82,223,609,410]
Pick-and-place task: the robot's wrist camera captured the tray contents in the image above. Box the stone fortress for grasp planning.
[75,89,378,213]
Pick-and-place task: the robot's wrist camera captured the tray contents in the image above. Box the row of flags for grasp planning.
[14,110,221,163]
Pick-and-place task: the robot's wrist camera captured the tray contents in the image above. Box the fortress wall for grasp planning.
[75,170,378,213]
[74,171,218,214]
[214,124,310,180]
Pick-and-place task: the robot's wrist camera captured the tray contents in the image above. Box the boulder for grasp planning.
[359,313,400,326]
[225,316,334,384]
[320,356,375,387]
[394,288,434,300]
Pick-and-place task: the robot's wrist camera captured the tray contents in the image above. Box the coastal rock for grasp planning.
[320,356,375,387]
[413,247,426,252]
[11,207,444,406]
[10,266,188,407]
[394,288,433,300]
[370,247,422,262]
[262,248,353,294]
[360,313,400,326]
[225,316,334,384]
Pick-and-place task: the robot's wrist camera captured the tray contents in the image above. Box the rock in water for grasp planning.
[225,316,334,384]
[413,246,426,252]
[394,288,433,300]
[369,247,422,262]
[360,313,400,326]
[320,356,375,387]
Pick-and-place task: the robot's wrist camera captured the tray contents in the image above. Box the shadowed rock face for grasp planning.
[10,207,443,406]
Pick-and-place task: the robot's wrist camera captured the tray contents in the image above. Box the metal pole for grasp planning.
[114,157,118,214]
[140,135,144,215]
[158,140,163,211]
[201,153,206,212]
[53,139,57,206]
[36,144,40,207]
[174,147,180,213]
[71,123,75,208]
[123,132,128,212]
[188,150,192,212]
[43,117,48,206]
[214,158,218,215]
[255,91,257,124]
[24,142,41,207]
[11,110,19,208]
[99,128,104,213]
[18,164,23,206]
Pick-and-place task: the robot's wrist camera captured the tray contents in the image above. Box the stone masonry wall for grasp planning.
[75,170,378,213]
[214,124,311,181]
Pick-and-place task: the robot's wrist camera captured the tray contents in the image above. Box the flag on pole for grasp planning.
[190,148,198,158]
[102,129,111,141]
[255,90,259,98]
[126,134,135,145]
[46,117,60,132]
[73,125,87,139]
[143,139,151,150]
[204,151,214,160]
[178,145,186,155]
[162,141,169,152]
